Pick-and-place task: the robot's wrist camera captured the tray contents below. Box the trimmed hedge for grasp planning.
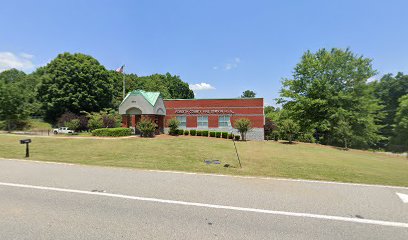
[215,132,221,138]
[209,132,215,137]
[177,129,184,135]
[202,130,209,137]
[92,128,132,137]
[228,133,234,139]
[190,129,196,136]
[196,130,202,136]
[234,135,241,141]
[184,130,189,135]
[222,132,228,139]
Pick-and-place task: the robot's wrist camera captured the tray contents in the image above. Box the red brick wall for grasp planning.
[164,98,264,128]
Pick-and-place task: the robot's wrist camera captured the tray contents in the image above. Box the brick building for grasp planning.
[119,90,265,140]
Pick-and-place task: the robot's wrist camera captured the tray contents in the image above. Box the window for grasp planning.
[197,116,208,128]
[176,116,186,128]
[218,115,231,127]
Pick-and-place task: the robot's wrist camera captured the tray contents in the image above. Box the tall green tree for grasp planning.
[37,53,114,122]
[390,95,408,154]
[279,48,382,148]
[0,81,29,131]
[241,90,256,98]
[371,72,408,146]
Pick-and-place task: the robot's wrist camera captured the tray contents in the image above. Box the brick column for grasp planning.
[122,115,128,128]
[131,115,136,128]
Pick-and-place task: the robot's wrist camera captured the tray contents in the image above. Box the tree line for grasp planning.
[264,48,408,153]
[0,52,194,130]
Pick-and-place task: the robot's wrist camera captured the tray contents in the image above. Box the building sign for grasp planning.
[175,109,234,115]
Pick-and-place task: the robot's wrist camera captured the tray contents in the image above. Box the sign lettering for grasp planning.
[175,109,234,115]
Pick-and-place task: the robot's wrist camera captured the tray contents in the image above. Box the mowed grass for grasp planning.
[0,134,407,187]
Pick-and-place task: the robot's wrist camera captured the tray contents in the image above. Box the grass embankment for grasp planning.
[0,134,407,186]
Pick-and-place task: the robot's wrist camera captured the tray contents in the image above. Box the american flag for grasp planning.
[116,65,124,73]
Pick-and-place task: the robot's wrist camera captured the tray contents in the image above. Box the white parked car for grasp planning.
[53,127,74,134]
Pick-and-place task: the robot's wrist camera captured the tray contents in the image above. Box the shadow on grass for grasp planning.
[280,141,297,145]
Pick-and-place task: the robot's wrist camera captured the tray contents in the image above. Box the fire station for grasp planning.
[119,90,265,140]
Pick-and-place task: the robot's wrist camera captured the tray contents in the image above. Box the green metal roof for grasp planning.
[121,90,161,106]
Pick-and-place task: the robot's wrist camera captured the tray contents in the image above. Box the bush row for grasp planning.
[92,127,132,137]
[171,129,241,140]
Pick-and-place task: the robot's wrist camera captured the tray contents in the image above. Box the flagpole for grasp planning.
[122,65,126,99]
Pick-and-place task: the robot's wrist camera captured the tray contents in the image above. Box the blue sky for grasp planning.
[1,0,408,106]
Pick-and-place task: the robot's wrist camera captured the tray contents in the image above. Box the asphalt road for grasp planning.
[0,159,407,239]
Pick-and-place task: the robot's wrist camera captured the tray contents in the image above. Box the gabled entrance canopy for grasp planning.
[119,90,166,115]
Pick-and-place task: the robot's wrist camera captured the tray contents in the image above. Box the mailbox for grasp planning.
[20,139,32,144]
[19,139,31,158]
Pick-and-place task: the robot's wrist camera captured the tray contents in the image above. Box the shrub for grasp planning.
[278,119,300,143]
[65,119,80,132]
[228,133,234,139]
[87,113,103,130]
[177,129,184,135]
[201,130,209,137]
[272,130,280,141]
[209,132,215,137]
[221,132,228,139]
[215,132,221,138]
[234,135,241,141]
[184,130,189,135]
[190,129,196,136]
[196,130,202,136]
[298,132,315,143]
[234,118,252,141]
[167,118,180,135]
[137,119,157,137]
[92,128,132,137]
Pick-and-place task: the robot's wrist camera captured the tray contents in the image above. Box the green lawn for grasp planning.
[0,134,407,186]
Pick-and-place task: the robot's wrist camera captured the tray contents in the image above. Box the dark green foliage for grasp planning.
[297,132,315,143]
[215,132,221,138]
[177,129,184,135]
[167,118,179,135]
[37,53,114,122]
[209,132,215,137]
[196,130,202,136]
[279,48,382,148]
[234,135,241,141]
[371,73,408,148]
[190,129,196,136]
[222,132,228,138]
[228,133,234,139]
[201,130,209,137]
[390,95,408,153]
[0,80,29,131]
[92,128,132,137]
[184,130,189,135]
[137,119,157,137]
[241,90,256,98]
[65,119,80,132]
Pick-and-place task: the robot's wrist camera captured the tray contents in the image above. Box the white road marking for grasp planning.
[1,181,407,229]
[2,157,408,190]
[397,192,408,203]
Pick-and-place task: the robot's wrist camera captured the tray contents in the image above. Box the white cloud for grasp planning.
[224,57,240,70]
[189,82,216,91]
[0,52,35,72]
[212,66,218,70]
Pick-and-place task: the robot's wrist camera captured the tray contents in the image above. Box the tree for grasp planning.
[167,118,180,135]
[371,72,408,147]
[241,90,256,98]
[279,48,382,148]
[390,95,408,155]
[0,80,29,131]
[65,119,80,132]
[279,119,300,143]
[234,118,252,141]
[333,119,353,149]
[37,53,114,122]
[137,119,157,137]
